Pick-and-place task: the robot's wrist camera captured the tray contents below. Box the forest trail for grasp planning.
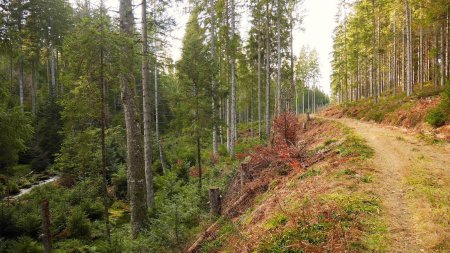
[318,115,450,252]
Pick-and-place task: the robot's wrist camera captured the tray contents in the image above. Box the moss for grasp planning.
[264,213,288,230]
[335,134,374,159]
[299,169,321,180]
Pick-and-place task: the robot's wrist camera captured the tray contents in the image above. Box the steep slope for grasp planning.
[188,114,450,252]
[189,116,389,252]
[321,91,450,142]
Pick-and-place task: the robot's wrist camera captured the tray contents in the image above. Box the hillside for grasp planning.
[321,86,450,142]
[188,114,450,252]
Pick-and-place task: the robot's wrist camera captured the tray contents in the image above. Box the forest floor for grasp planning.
[319,115,450,252]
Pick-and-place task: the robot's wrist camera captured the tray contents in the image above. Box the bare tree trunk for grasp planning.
[51,45,56,96]
[265,1,271,137]
[41,200,52,253]
[230,0,236,158]
[419,24,423,87]
[440,25,445,86]
[153,0,166,172]
[141,0,154,209]
[290,10,295,112]
[405,0,412,96]
[257,17,262,139]
[18,49,24,112]
[31,58,37,115]
[210,0,218,156]
[377,6,381,98]
[99,27,111,242]
[120,0,147,238]
[276,0,282,116]
[226,97,230,152]
[209,188,221,216]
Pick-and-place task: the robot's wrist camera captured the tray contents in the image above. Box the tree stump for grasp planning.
[41,199,52,253]
[208,188,221,216]
[303,122,307,130]
[306,112,310,122]
[240,158,250,191]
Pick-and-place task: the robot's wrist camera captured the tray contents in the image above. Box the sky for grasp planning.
[71,0,339,95]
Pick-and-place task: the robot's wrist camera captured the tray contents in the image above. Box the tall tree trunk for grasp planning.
[276,0,282,116]
[18,49,24,112]
[153,0,166,172]
[141,0,154,209]
[289,9,295,112]
[155,63,166,172]
[377,6,381,98]
[265,1,271,137]
[230,0,236,158]
[99,25,111,242]
[371,0,377,102]
[51,45,56,96]
[257,16,262,139]
[31,58,37,115]
[119,0,147,238]
[210,0,218,156]
[440,25,445,86]
[405,0,412,96]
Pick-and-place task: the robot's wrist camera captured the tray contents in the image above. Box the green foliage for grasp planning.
[28,97,63,171]
[426,84,450,127]
[264,214,288,230]
[336,134,374,159]
[6,236,43,253]
[299,169,322,180]
[68,208,92,239]
[0,106,33,168]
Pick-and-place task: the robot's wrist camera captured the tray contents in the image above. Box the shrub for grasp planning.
[0,208,19,238]
[15,212,41,238]
[7,236,43,253]
[67,208,91,239]
[425,108,446,127]
[80,200,104,220]
[111,165,127,199]
[426,83,450,127]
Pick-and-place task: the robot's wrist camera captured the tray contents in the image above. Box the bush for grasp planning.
[111,165,127,199]
[426,83,450,127]
[425,108,446,127]
[6,236,43,253]
[67,208,91,239]
[80,200,104,220]
[0,208,19,238]
[15,212,41,238]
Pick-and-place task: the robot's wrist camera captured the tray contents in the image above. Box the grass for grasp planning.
[298,169,321,180]
[405,164,450,251]
[335,134,374,159]
[264,213,289,230]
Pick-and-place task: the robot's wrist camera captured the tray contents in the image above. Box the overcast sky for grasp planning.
[72,0,339,94]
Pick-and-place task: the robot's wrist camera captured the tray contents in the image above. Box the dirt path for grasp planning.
[320,116,450,252]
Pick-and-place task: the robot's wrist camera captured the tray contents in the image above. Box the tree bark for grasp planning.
[41,200,52,253]
[120,0,147,238]
[257,16,262,139]
[230,0,236,158]
[276,0,282,116]
[210,0,218,156]
[405,0,412,96]
[265,1,271,137]
[208,188,221,216]
[141,0,154,209]
[99,29,111,242]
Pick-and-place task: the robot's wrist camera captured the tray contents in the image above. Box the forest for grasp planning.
[0,0,449,252]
